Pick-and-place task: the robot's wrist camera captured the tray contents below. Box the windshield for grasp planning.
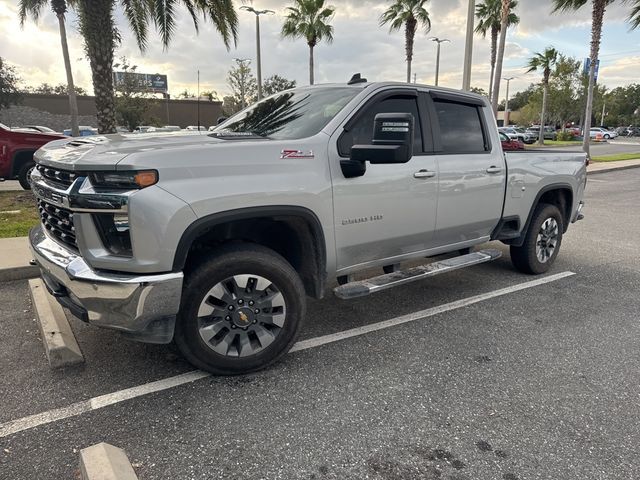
[211,87,359,140]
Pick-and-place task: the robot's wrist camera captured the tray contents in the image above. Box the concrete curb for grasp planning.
[588,163,640,175]
[28,278,84,368]
[79,443,139,480]
[0,264,39,283]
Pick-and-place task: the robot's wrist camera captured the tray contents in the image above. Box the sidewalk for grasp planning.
[0,236,38,282]
[1,158,639,283]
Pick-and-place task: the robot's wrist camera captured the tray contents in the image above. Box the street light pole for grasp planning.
[429,37,450,86]
[240,6,274,101]
[503,76,515,126]
[462,0,475,91]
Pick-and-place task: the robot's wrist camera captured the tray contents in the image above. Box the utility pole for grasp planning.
[462,0,475,90]
[430,37,450,87]
[600,101,606,127]
[503,77,515,126]
[197,69,200,130]
[240,6,274,101]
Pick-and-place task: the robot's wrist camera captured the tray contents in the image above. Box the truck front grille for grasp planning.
[37,199,78,250]
[35,164,77,188]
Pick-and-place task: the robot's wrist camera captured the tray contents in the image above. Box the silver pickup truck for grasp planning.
[28,79,587,374]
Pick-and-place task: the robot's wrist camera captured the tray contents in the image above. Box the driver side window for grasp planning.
[338,96,423,157]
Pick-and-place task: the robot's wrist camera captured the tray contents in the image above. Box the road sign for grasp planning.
[113,72,168,93]
[583,58,600,82]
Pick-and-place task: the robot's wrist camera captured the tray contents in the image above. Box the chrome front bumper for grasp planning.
[29,226,183,344]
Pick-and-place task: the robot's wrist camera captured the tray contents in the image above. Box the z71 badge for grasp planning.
[280,149,314,159]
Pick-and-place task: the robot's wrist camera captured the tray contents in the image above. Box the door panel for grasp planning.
[329,92,439,272]
[430,100,505,245]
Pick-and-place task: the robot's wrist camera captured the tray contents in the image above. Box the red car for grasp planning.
[499,131,525,151]
[0,122,66,189]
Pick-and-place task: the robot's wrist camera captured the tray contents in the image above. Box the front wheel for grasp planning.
[175,243,306,375]
[18,162,35,190]
[510,203,563,274]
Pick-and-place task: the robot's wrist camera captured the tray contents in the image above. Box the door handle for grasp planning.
[414,169,436,179]
[486,166,502,174]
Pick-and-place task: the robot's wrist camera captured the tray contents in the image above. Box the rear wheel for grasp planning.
[175,244,306,375]
[510,203,563,274]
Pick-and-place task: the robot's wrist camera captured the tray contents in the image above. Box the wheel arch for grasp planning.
[173,206,327,299]
[508,183,573,247]
[10,149,36,177]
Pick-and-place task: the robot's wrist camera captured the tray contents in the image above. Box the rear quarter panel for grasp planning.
[503,150,587,231]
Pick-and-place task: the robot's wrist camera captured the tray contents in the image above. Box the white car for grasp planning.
[498,127,529,144]
[589,127,617,139]
[185,125,207,131]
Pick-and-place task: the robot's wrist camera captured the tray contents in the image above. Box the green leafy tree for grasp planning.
[262,75,297,97]
[112,57,150,131]
[490,0,517,114]
[497,84,535,112]
[29,83,87,95]
[379,0,431,83]
[74,0,237,134]
[19,0,80,136]
[224,59,257,115]
[178,89,196,99]
[0,58,22,111]
[200,90,219,101]
[470,86,489,97]
[552,0,640,153]
[282,0,336,85]
[475,0,519,103]
[526,47,559,144]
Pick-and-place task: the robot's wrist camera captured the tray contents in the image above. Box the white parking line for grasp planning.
[0,271,575,438]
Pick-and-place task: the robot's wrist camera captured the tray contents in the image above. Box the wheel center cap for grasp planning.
[233,308,254,327]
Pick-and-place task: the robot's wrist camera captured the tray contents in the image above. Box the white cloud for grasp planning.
[0,0,639,102]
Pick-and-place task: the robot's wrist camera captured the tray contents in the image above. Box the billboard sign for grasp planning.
[583,58,600,82]
[113,72,168,93]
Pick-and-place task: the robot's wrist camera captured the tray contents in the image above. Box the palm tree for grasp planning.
[281,0,336,85]
[551,0,640,155]
[490,0,516,114]
[380,0,431,83]
[475,0,519,103]
[526,47,558,145]
[74,0,238,134]
[19,0,80,137]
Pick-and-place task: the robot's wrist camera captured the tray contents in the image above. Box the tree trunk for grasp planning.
[405,18,416,83]
[582,0,606,156]
[491,0,509,115]
[309,43,314,85]
[488,25,498,103]
[77,0,117,134]
[56,13,79,137]
[538,82,548,146]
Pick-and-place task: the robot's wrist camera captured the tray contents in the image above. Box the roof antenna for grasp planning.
[348,73,367,85]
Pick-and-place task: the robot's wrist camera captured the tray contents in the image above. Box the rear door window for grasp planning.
[433,100,488,153]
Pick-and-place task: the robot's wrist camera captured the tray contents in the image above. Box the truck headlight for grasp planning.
[89,170,158,189]
[93,213,132,256]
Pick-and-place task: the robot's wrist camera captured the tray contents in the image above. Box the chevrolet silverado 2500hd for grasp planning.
[28,80,587,374]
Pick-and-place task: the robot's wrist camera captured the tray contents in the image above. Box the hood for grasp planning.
[34,131,223,171]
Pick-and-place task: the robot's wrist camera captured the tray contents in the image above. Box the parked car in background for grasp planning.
[185,125,207,131]
[63,126,98,136]
[498,127,529,144]
[0,122,66,189]
[147,125,182,133]
[589,127,617,139]
[133,126,153,133]
[499,131,525,150]
[514,127,535,144]
[530,126,558,141]
[12,125,58,134]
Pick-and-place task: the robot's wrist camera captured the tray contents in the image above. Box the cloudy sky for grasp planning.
[1,0,639,101]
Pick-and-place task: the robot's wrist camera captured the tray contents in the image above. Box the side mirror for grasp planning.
[340,113,415,178]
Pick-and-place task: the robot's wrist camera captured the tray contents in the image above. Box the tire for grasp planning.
[604,134,610,139]
[18,162,35,190]
[510,203,563,275]
[174,243,306,375]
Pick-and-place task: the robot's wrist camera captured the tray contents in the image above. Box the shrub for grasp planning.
[556,130,576,141]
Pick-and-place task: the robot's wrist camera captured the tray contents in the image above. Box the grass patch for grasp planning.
[525,140,581,148]
[0,191,39,238]
[591,153,640,162]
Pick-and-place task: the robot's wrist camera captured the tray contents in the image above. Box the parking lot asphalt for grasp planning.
[1,169,639,480]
